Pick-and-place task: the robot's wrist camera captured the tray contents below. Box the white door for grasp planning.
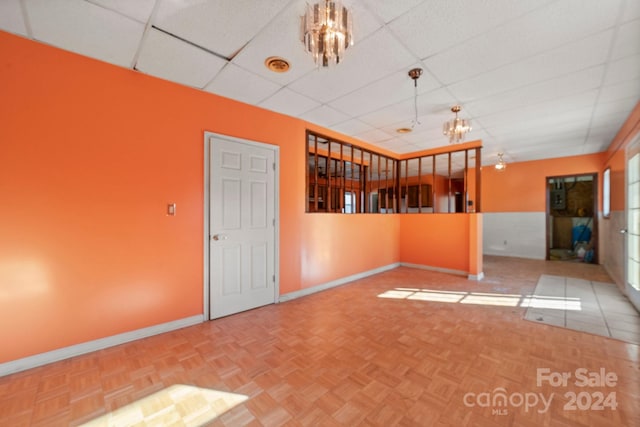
[625,136,640,309]
[209,135,277,319]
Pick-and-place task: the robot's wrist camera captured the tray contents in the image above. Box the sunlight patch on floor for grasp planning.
[81,384,248,427]
[378,288,581,310]
[459,292,522,307]
[521,295,582,311]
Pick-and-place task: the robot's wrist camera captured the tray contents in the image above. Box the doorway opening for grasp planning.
[546,173,598,263]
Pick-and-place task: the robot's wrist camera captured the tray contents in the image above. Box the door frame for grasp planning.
[624,133,640,310]
[203,131,280,320]
[545,173,598,262]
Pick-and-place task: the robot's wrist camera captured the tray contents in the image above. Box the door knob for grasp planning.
[620,229,628,234]
[211,234,227,241]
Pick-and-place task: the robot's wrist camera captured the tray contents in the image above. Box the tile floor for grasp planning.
[524,274,640,345]
[0,256,639,426]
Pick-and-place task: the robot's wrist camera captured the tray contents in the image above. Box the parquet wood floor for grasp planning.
[1,256,638,426]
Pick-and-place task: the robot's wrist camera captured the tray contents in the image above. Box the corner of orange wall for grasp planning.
[468,214,483,277]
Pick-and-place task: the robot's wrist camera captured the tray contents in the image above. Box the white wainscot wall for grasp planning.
[483,212,546,259]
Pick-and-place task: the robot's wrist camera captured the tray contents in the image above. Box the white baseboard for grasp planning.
[401,262,484,280]
[400,262,468,277]
[279,263,400,302]
[0,315,204,377]
[468,272,485,281]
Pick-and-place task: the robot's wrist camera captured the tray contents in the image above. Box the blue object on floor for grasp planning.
[572,224,591,247]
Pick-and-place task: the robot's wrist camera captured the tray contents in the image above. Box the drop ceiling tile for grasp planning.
[415,87,471,116]
[586,123,621,140]
[25,0,144,67]
[354,128,396,143]
[363,0,424,24]
[424,0,622,85]
[519,138,589,155]
[504,128,590,147]
[357,102,414,129]
[598,80,640,104]
[288,28,417,103]
[589,114,628,132]
[88,0,156,23]
[511,148,584,163]
[300,105,351,128]
[0,0,28,36]
[604,54,640,85]
[349,1,388,40]
[397,127,448,145]
[331,119,376,136]
[230,7,317,85]
[610,19,640,60]
[330,66,440,117]
[390,143,422,155]
[584,125,621,151]
[447,31,612,102]
[204,63,281,104]
[136,28,227,88]
[489,119,591,141]
[582,141,611,154]
[259,87,320,117]
[388,0,547,59]
[490,112,594,139]
[375,139,414,153]
[591,97,639,126]
[153,0,291,59]
[356,87,453,130]
[622,1,640,22]
[465,66,605,117]
[477,91,598,130]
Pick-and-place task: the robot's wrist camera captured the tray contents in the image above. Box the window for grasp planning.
[306,130,481,214]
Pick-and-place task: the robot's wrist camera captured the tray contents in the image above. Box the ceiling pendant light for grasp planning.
[443,105,472,143]
[301,0,353,67]
[408,68,422,128]
[495,152,507,171]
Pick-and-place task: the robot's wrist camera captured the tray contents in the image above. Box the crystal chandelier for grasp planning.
[443,105,472,143]
[495,153,507,171]
[301,0,353,67]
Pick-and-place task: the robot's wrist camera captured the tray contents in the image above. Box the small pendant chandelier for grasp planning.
[443,105,472,143]
[495,152,507,171]
[301,0,354,67]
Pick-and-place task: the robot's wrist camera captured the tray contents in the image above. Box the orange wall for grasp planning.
[399,214,471,273]
[300,214,400,288]
[482,153,605,213]
[0,31,401,363]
